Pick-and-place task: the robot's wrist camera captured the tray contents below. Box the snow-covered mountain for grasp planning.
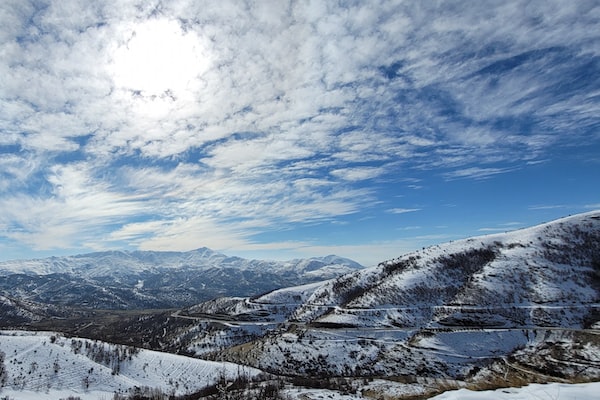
[174,211,600,384]
[0,249,363,309]
[290,211,600,329]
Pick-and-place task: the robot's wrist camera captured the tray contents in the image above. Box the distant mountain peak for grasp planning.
[0,247,363,310]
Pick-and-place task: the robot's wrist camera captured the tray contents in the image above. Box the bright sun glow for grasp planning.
[110,19,210,98]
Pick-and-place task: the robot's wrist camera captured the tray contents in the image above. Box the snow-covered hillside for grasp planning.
[0,249,363,309]
[292,211,600,328]
[1,330,598,400]
[0,295,73,325]
[0,330,260,400]
[430,381,600,400]
[198,211,600,384]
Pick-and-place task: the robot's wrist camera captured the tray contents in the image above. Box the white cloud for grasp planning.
[478,221,523,233]
[330,166,387,181]
[387,208,421,215]
[0,163,150,250]
[443,166,516,180]
[113,216,252,252]
[0,154,38,191]
[528,204,567,210]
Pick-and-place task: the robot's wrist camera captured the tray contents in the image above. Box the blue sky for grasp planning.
[0,0,599,266]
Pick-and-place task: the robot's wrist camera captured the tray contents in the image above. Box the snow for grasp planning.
[283,387,363,399]
[257,281,325,304]
[1,381,599,400]
[411,330,529,358]
[0,388,111,400]
[0,248,363,278]
[430,381,600,400]
[0,330,261,399]
[282,381,600,400]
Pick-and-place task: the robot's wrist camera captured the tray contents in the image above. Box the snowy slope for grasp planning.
[430,381,600,400]
[0,294,74,324]
[0,330,261,399]
[292,210,600,328]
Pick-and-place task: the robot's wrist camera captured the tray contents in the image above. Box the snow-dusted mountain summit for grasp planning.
[291,210,600,329]
[0,248,363,309]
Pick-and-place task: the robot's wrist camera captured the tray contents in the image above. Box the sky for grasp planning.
[0,0,599,266]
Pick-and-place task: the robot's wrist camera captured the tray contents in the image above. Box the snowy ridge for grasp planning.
[0,248,361,278]
[291,210,600,328]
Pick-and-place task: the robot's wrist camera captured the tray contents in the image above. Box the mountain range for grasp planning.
[0,249,362,311]
[0,211,599,399]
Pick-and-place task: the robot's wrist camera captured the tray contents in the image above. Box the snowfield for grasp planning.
[430,381,600,400]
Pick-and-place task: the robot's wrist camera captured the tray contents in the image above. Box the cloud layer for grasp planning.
[1,0,599,263]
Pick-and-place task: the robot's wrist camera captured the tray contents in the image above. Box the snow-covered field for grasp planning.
[281,381,600,399]
[430,381,600,400]
[3,329,596,400]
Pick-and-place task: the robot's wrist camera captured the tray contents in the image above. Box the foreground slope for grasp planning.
[429,381,600,400]
[0,330,261,399]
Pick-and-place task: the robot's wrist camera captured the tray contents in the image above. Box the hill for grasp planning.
[176,211,600,390]
[292,211,600,329]
[0,330,261,400]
